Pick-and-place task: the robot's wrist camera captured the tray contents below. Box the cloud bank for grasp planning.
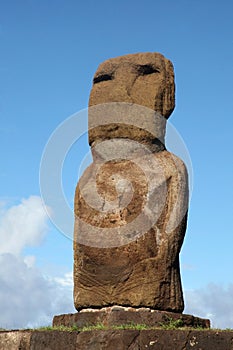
[0,196,74,329]
[184,284,233,329]
[0,196,49,255]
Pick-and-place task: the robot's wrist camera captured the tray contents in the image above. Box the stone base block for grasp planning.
[53,307,210,329]
[1,329,233,350]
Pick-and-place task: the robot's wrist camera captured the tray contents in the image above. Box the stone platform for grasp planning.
[53,307,210,329]
[1,329,233,349]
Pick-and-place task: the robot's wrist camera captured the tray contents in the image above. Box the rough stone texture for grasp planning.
[29,331,78,350]
[53,309,210,329]
[1,330,233,350]
[74,151,188,311]
[74,52,189,312]
[0,330,31,349]
[88,52,175,147]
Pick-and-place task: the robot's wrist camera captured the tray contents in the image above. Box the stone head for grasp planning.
[88,52,175,149]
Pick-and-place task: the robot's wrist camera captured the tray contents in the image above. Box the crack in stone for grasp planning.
[181,330,191,350]
[128,331,140,350]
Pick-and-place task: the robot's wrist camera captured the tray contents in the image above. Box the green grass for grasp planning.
[36,321,209,332]
[113,323,148,330]
[159,317,184,330]
[37,323,148,332]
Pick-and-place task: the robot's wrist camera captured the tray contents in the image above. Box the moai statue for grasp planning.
[73,53,188,313]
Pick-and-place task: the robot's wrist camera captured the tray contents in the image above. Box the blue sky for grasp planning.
[0,0,233,329]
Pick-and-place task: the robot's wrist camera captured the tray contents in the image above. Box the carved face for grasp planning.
[89,52,175,118]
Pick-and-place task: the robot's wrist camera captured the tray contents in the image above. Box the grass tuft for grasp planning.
[36,323,149,332]
[159,317,184,330]
[30,321,221,333]
[112,323,148,330]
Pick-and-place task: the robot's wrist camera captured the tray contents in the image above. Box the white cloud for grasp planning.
[0,196,49,255]
[184,284,233,329]
[0,253,74,329]
[0,196,75,329]
[54,272,73,287]
[23,255,36,268]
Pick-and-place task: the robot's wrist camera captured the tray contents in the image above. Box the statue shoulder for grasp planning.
[156,150,188,180]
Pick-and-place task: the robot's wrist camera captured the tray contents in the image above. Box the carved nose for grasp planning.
[113,66,137,100]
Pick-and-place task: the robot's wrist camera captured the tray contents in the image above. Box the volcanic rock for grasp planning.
[73,52,188,312]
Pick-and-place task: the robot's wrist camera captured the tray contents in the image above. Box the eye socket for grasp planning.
[93,73,113,84]
[138,64,160,76]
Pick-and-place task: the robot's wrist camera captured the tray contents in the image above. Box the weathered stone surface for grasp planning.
[30,330,78,350]
[53,309,210,329]
[74,151,188,311]
[73,52,189,312]
[1,330,233,350]
[0,330,31,349]
[88,52,175,147]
